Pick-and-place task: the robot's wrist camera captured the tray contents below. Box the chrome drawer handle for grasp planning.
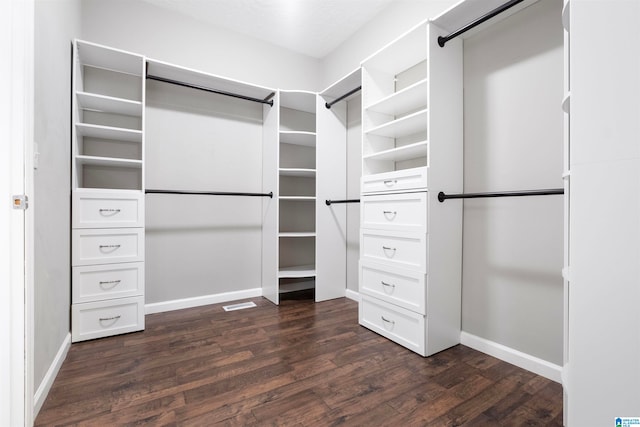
[382,246,396,257]
[98,209,120,216]
[381,316,395,325]
[99,244,121,249]
[381,281,395,288]
[99,279,121,289]
[99,315,121,322]
[383,180,397,186]
[383,210,397,220]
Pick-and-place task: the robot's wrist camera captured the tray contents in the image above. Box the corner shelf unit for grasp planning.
[71,40,146,342]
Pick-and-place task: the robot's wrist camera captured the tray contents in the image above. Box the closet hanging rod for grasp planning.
[438,188,563,202]
[145,72,275,107]
[146,189,273,198]
[325,86,362,109]
[325,199,360,206]
[437,0,526,47]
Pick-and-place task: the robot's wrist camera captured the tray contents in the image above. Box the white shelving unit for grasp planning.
[71,39,146,342]
[359,18,463,357]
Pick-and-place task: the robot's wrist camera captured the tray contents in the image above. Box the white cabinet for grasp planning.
[71,40,145,342]
[359,20,463,357]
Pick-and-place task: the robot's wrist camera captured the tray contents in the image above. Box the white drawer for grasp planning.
[360,261,426,314]
[73,262,144,304]
[72,228,144,266]
[361,229,427,271]
[362,192,427,232]
[361,167,427,194]
[72,296,144,342]
[73,191,144,229]
[359,295,425,355]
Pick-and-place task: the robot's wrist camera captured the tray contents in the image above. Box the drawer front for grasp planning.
[73,191,144,228]
[361,229,427,271]
[361,167,427,194]
[73,262,144,304]
[360,261,426,314]
[359,295,425,355]
[362,192,427,232]
[72,296,145,342]
[72,228,144,266]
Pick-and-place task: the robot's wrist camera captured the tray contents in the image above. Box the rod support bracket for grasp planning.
[438,192,446,203]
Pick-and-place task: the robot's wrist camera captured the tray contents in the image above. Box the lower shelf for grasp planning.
[71,295,144,342]
[278,264,316,278]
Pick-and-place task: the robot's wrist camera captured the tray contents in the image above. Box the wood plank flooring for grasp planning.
[36,292,563,426]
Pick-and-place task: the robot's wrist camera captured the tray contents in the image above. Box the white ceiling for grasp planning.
[141,0,398,58]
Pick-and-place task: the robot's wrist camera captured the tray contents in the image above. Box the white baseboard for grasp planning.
[345,289,360,302]
[145,288,263,314]
[460,331,562,383]
[33,333,71,418]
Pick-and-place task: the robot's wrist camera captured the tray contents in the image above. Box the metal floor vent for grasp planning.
[223,301,257,312]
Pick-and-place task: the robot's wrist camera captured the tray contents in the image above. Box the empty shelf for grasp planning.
[365,79,428,116]
[279,232,316,238]
[77,92,142,117]
[366,108,428,138]
[364,141,428,162]
[76,123,142,143]
[279,196,316,201]
[76,155,143,168]
[279,168,316,178]
[280,131,316,147]
[278,264,316,278]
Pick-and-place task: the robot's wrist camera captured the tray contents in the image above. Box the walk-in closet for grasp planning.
[7,0,636,425]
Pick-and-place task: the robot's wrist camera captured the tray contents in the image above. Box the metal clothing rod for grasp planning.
[325,199,360,206]
[325,86,362,109]
[146,189,273,198]
[437,188,563,202]
[437,0,526,47]
[145,73,275,107]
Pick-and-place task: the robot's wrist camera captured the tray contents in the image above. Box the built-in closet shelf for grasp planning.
[76,155,143,168]
[279,168,316,178]
[365,109,428,138]
[77,92,143,117]
[365,79,428,116]
[280,91,316,113]
[278,264,316,278]
[279,196,316,201]
[279,131,316,147]
[562,1,570,32]
[76,123,143,143]
[562,93,570,114]
[279,232,316,238]
[76,40,143,76]
[364,141,428,162]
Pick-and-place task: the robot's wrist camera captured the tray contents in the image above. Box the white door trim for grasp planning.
[1,0,35,425]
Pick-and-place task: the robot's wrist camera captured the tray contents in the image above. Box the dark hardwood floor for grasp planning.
[36,292,563,426]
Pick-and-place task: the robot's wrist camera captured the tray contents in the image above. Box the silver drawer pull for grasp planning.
[382,246,396,257]
[383,210,397,220]
[99,279,121,288]
[99,208,121,214]
[383,180,397,186]
[99,244,121,250]
[381,281,396,288]
[99,315,121,322]
[381,316,395,325]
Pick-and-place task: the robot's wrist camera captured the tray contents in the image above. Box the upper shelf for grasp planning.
[365,79,428,115]
[76,40,143,76]
[366,109,428,138]
[77,92,143,117]
[280,90,317,113]
[362,23,428,75]
[320,68,362,104]
[146,58,276,105]
[279,168,316,178]
[76,123,143,143]
[280,131,316,147]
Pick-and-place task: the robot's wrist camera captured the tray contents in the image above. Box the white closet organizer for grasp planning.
[71,40,146,342]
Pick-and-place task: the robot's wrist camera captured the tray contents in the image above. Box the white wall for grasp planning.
[321,0,457,89]
[144,82,264,303]
[34,0,80,402]
[81,0,321,91]
[462,0,563,365]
